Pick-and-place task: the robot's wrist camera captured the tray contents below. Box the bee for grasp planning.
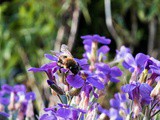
[52,44,80,75]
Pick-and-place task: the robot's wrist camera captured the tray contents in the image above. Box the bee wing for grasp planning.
[60,44,73,57]
[50,50,60,57]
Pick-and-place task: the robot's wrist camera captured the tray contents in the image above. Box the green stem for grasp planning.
[57,95,63,103]
[149,100,159,117]
[150,110,160,119]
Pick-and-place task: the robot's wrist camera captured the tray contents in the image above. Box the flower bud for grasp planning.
[0,104,4,112]
[26,100,34,118]
[75,96,81,105]
[47,80,64,95]
[68,88,82,96]
[98,113,107,120]
[8,92,15,111]
[132,99,142,118]
[150,81,160,98]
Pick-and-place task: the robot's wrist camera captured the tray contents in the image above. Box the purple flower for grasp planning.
[81,70,105,90]
[28,62,58,80]
[81,84,93,98]
[0,84,26,105]
[0,84,36,120]
[121,82,153,104]
[14,84,26,94]
[98,105,123,120]
[44,54,58,61]
[98,105,109,116]
[81,35,111,61]
[66,75,84,88]
[65,69,105,90]
[39,104,86,120]
[98,93,130,120]
[81,34,111,45]
[122,53,149,74]
[109,108,123,120]
[1,84,13,94]
[25,92,36,101]
[83,45,110,61]
[1,84,36,102]
[0,112,9,118]
[86,74,105,90]
[115,46,131,61]
[96,63,122,83]
[149,58,160,78]
[110,93,127,109]
[0,95,9,105]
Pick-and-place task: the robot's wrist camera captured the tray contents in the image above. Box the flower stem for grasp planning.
[150,110,160,119]
[149,100,159,117]
[57,95,63,103]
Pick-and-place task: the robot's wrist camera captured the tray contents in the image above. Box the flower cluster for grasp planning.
[29,34,160,120]
[0,84,36,120]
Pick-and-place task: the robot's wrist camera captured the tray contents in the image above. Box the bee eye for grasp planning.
[69,66,72,69]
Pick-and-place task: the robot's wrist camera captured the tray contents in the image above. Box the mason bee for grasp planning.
[52,44,80,75]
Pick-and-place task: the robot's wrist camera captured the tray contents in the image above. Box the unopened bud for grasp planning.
[47,80,64,95]
[151,81,160,98]
[8,92,15,111]
[0,104,4,111]
[130,70,137,83]
[26,100,34,118]
[146,73,158,86]
[75,96,81,105]
[98,113,107,120]
[15,102,21,110]
[132,99,142,118]
[83,96,89,110]
[68,88,81,96]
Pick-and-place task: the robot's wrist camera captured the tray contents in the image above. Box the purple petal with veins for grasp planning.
[124,54,136,68]
[135,53,149,67]
[57,108,71,118]
[87,76,104,90]
[110,66,122,77]
[0,112,9,118]
[45,54,58,61]
[98,45,110,54]
[66,75,84,88]
[110,98,120,109]
[110,78,120,83]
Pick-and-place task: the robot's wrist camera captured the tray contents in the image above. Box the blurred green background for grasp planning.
[0,0,160,110]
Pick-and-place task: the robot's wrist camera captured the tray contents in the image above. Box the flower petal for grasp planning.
[44,54,58,61]
[0,112,9,118]
[66,75,84,88]
[25,92,36,101]
[110,66,122,77]
[124,54,136,68]
[96,63,110,74]
[121,83,137,93]
[57,108,71,118]
[14,84,26,93]
[1,84,13,93]
[110,98,120,108]
[28,67,44,72]
[139,83,153,104]
[98,45,110,54]
[135,53,149,67]
[110,78,120,83]
[87,76,104,90]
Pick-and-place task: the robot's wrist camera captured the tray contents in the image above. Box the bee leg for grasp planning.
[65,70,69,74]
[59,67,63,73]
